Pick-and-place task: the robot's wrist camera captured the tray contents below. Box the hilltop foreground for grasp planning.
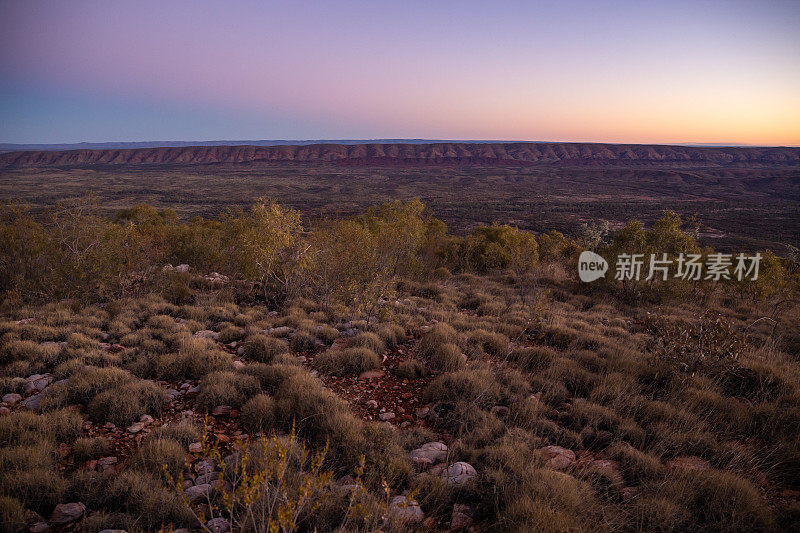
[1,199,799,531]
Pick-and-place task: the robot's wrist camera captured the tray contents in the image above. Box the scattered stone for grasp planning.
[126,422,145,434]
[185,483,213,503]
[97,456,118,471]
[205,517,230,533]
[103,422,116,430]
[25,374,53,394]
[195,459,215,475]
[212,405,233,416]
[358,369,385,380]
[29,523,50,533]
[379,411,396,421]
[0,406,9,416]
[2,393,21,406]
[98,530,127,533]
[232,360,245,370]
[388,495,425,524]
[666,456,711,471]
[193,330,219,340]
[410,442,448,470]
[443,462,477,485]
[195,472,221,485]
[189,442,203,453]
[415,406,430,418]
[21,393,42,411]
[450,504,474,530]
[187,386,200,394]
[139,414,154,425]
[107,344,125,353]
[175,264,190,273]
[540,446,576,470]
[15,318,35,325]
[50,502,86,525]
[270,326,293,337]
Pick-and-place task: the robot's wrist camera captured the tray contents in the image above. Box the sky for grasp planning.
[1,0,799,145]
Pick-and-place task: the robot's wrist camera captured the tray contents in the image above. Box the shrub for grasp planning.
[372,323,406,348]
[242,335,289,364]
[106,471,194,530]
[241,394,277,433]
[196,371,260,409]
[642,469,774,530]
[313,347,381,376]
[346,332,385,353]
[289,330,318,353]
[417,323,458,359]
[147,420,200,447]
[463,329,510,358]
[510,346,555,373]
[87,380,167,426]
[41,366,134,410]
[428,343,466,372]
[243,363,305,393]
[0,496,25,532]
[5,469,67,516]
[73,437,111,462]
[133,438,186,479]
[395,358,428,379]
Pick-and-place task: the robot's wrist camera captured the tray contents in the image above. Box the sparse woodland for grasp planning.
[1,197,799,532]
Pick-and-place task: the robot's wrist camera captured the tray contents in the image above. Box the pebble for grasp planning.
[379,411,396,421]
[206,517,230,532]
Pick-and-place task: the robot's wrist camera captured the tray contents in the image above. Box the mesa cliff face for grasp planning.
[1,142,799,168]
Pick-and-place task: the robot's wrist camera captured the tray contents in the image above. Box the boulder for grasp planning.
[540,446,576,470]
[410,442,448,469]
[2,393,21,406]
[184,483,213,503]
[443,462,477,485]
[25,374,53,394]
[388,495,425,524]
[206,517,230,533]
[50,502,86,525]
[21,393,42,411]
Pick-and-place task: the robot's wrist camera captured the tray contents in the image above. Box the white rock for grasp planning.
[443,462,477,485]
[388,495,425,524]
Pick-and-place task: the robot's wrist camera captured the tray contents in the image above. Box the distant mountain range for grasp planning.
[0,139,511,153]
[1,142,799,168]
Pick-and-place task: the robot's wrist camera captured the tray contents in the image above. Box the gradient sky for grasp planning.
[1,0,799,145]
